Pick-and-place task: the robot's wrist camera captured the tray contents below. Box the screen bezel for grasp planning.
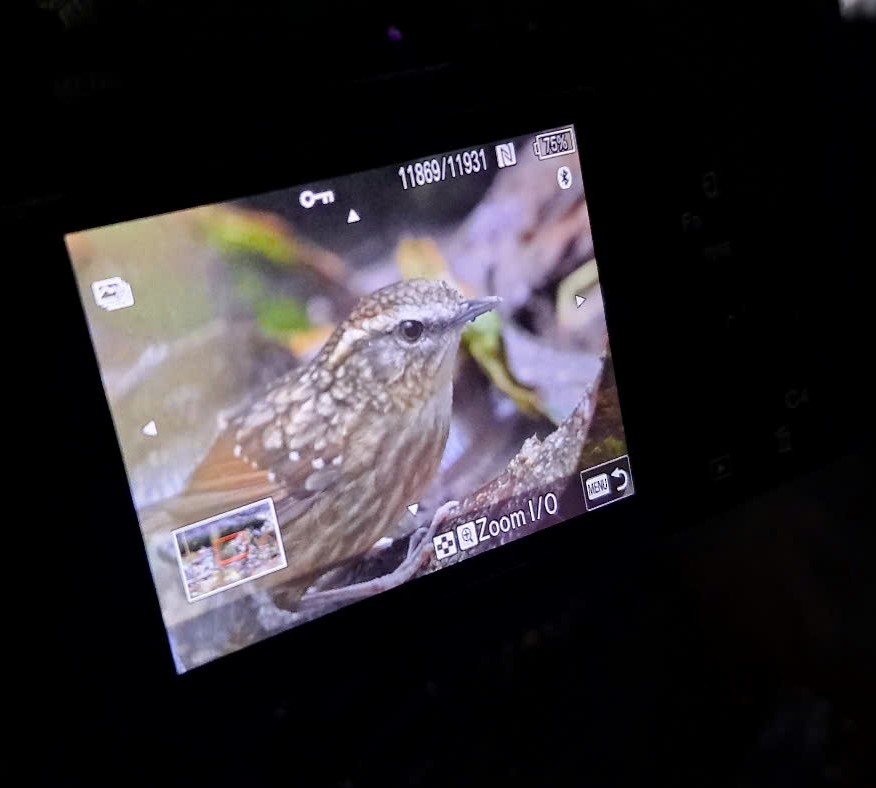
[41,84,662,702]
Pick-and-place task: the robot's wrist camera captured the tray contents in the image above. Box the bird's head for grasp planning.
[316,279,499,400]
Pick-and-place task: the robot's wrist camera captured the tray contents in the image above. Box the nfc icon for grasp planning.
[495,143,517,168]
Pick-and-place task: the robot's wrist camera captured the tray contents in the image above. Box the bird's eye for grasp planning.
[397,320,425,343]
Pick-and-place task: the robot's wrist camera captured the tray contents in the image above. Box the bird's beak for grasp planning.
[453,296,501,327]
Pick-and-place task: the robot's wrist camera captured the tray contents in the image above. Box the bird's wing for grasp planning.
[177,394,346,527]
[168,431,286,519]
[186,431,275,493]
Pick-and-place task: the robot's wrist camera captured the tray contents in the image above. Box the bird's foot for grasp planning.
[299,500,460,612]
[406,499,459,559]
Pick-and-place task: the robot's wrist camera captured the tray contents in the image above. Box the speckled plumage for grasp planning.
[186,278,498,607]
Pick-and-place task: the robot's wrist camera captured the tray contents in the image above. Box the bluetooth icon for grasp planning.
[557,166,573,190]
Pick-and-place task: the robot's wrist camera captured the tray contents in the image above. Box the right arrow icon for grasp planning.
[575,294,586,308]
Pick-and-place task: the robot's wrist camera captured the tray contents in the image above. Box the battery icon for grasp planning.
[533,127,577,160]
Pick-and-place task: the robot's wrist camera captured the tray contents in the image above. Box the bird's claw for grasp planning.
[299,499,461,612]
[405,499,459,561]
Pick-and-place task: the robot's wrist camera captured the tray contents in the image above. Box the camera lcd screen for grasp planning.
[65,125,634,672]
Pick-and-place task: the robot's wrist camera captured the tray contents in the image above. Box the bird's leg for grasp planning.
[298,500,460,611]
[406,526,428,559]
[405,499,459,559]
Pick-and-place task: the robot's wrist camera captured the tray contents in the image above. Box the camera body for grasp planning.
[17,3,871,783]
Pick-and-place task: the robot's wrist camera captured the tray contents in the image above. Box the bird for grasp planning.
[168,278,499,608]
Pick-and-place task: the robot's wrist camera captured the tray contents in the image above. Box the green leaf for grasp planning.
[463,309,502,353]
[254,296,311,340]
[463,312,548,421]
[202,208,302,266]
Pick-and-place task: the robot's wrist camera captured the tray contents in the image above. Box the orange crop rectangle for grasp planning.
[213,531,249,567]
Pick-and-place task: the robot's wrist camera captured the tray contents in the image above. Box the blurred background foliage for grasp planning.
[70,141,621,514]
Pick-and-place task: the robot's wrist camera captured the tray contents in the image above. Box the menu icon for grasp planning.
[581,455,634,511]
